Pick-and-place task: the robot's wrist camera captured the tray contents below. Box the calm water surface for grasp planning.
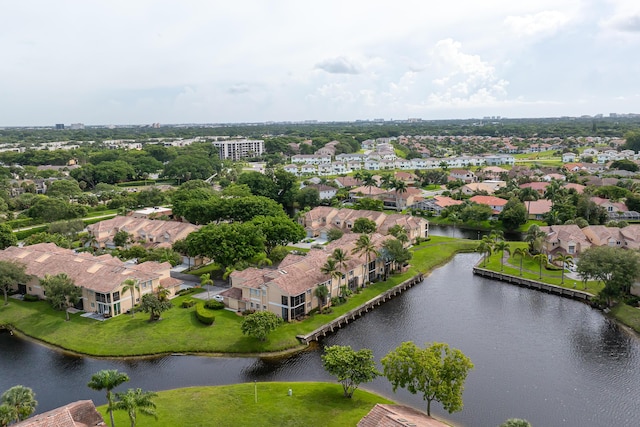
[1,253,639,427]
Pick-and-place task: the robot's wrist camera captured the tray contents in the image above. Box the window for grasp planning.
[281,296,288,306]
[113,291,120,302]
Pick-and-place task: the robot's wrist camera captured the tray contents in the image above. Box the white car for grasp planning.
[213,295,224,302]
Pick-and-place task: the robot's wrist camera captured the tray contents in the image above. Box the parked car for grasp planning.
[213,295,224,302]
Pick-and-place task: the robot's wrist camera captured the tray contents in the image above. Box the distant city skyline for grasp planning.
[2,1,639,126]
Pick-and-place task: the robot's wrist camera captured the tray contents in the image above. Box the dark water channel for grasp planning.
[428,224,522,241]
[2,253,639,427]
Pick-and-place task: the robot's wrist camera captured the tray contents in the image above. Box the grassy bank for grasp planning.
[97,382,395,427]
[610,303,640,334]
[0,236,476,357]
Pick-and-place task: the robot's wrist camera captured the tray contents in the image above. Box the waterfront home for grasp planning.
[469,195,508,214]
[0,243,181,317]
[224,233,393,320]
[16,400,104,427]
[526,199,552,220]
[409,195,463,216]
[540,225,592,256]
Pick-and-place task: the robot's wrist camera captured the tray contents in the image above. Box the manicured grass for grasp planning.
[610,303,640,334]
[479,244,603,294]
[97,382,394,427]
[188,263,222,277]
[0,237,478,356]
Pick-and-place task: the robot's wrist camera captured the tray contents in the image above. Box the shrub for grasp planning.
[195,302,215,325]
[23,294,39,302]
[176,288,196,296]
[204,300,225,310]
[181,299,196,308]
[242,309,256,316]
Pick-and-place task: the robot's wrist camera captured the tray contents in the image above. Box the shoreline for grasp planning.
[0,239,476,359]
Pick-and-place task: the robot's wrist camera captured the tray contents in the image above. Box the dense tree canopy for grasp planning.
[321,345,380,398]
[40,273,82,321]
[382,341,474,416]
[0,261,29,306]
[186,222,266,268]
[240,311,282,341]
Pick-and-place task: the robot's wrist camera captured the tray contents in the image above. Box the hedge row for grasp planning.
[195,302,215,325]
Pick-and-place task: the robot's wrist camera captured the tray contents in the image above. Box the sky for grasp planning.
[1,0,640,126]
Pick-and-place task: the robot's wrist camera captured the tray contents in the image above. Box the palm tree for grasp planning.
[533,253,547,279]
[351,234,379,286]
[476,238,493,267]
[314,284,329,314]
[316,258,342,314]
[380,173,394,190]
[87,369,130,427]
[513,247,529,276]
[156,286,170,302]
[554,254,574,284]
[525,224,546,254]
[393,179,408,211]
[493,241,511,271]
[1,385,37,423]
[113,388,158,427]
[362,173,376,196]
[519,187,539,217]
[200,273,214,300]
[489,229,504,243]
[332,248,350,292]
[0,404,13,427]
[122,279,139,317]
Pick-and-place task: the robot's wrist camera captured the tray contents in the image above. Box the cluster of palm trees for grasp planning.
[88,369,157,427]
[353,170,409,210]
[477,230,574,283]
[317,235,380,313]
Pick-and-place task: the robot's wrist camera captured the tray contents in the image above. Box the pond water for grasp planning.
[2,253,639,426]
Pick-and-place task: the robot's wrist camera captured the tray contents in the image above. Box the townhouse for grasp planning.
[0,243,181,317]
[223,233,394,320]
[86,216,200,249]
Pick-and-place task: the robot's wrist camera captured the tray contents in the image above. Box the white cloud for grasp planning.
[315,57,362,75]
[504,11,571,38]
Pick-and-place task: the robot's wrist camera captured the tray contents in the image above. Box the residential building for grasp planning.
[86,216,199,249]
[449,169,477,183]
[469,195,508,214]
[224,233,393,320]
[409,195,463,216]
[0,243,181,317]
[211,139,264,161]
[526,199,552,220]
[15,400,104,427]
[358,404,448,427]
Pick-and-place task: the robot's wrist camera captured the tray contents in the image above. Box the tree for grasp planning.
[332,248,351,291]
[493,241,511,272]
[577,246,640,305]
[139,293,172,321]
[1,385,37,423]
[113,230,132,248]
[381,239,412,271]
[352,217,377,234]
[352,234,379,285]
[296,187,321,209]
[122,279,140,317]
[354,197,384,211]
[623,130,640,151]
[0,224,17,250]
[186,222,266,270]
[513,247,529,276]
[499,198,527,231]
[40,273,82,321]
[249,215,306,254]
[200,273,214,300]
[388,225,409,245]
[45,179,83,199]
[361,172,377,196]
[0,404,12,427]
[314,285,329,314]
[393,179,408,210]
[162,155,216,182]
[88,369,130,427]
[382,341,474,416]
[113,388,158,427]
[533,253,547,279]
[322,345,380,398]
[240,311,282,341]
[553,253,574,284]
[0,261,29,306]
[525,224,546,254]
[519,187,539,217]
[320,258,340,311]
[326,228,344,242]
[476,236,493,267]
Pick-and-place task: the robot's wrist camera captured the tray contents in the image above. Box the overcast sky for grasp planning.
[2,0,639,126]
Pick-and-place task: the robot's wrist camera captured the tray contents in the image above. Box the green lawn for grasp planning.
[0,237,477,357]
[479,244,604,294]
[610,304,640,334]
[97,383,395,427]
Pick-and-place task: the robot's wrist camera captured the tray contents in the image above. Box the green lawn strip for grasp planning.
[0,238,478,356]
[610,304,640,334]
[187,263,222,276]
[479,250,603,294]
[98,383,394,427]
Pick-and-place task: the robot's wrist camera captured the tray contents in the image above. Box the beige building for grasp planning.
[299,207,428,243]
[86,216,199,249]
[224,233,393,321]
[0,243,181,317]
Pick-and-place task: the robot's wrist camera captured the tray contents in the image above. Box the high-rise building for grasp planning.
[211,139,264,161]
[55,124,65,130]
